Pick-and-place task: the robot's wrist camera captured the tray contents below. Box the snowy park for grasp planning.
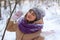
[0,0,60,40]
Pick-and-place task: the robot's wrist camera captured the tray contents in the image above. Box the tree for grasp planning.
[0,2,1,20]
[4,0,7,9]
[1,0,18,40]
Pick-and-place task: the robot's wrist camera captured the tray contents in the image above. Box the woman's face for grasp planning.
[25,10,36,22]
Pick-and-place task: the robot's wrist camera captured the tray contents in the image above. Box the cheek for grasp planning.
[32,16,35,19]
[31,16,36,20]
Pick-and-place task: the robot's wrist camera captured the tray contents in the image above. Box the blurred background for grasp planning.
[0,0,60,40]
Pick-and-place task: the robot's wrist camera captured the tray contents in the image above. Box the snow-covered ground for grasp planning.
[0,1,60,40]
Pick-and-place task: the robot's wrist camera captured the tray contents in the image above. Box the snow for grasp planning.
[0,1,60,40]
[41,2,60,40]
[4,31,16,40]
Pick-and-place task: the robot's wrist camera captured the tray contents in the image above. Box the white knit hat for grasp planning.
[32,7,45,20]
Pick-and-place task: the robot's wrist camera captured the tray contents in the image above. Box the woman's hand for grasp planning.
[34,18,44,24]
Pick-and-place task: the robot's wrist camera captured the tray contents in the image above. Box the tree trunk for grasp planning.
[8,0,11,13]
[4,0,7,9]
[0,2,1,20]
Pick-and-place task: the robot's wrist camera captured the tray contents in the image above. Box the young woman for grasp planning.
[16,7,45,40]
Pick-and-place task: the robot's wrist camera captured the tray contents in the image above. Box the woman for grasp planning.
[16,7,45,40]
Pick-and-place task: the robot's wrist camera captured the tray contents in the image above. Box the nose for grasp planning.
[28,13,32,16]
[27,13,32,18]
